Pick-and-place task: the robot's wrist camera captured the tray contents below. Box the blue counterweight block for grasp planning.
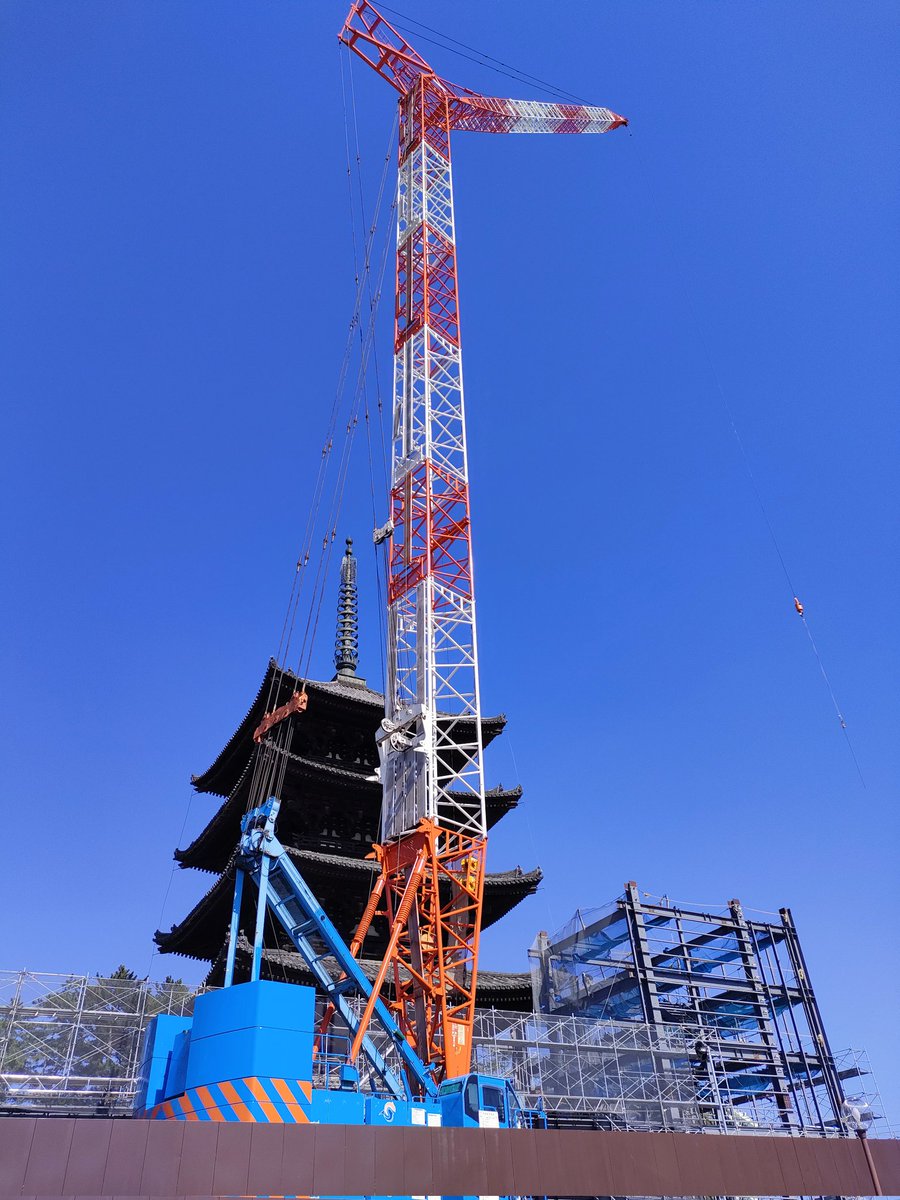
[184,979,315,1092]
[163,1028,190,1101]
[135,1014,192,1112]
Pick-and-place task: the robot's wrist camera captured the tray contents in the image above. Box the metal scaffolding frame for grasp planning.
[0,971,194,1114]
[0,968,886,1135]
[528,886,883,1136]
[472,1008,884,1136]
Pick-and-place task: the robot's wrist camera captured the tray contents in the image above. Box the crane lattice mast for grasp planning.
[338,0,626,1084]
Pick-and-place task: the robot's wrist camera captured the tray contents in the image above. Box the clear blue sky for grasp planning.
[2,2,897,1118]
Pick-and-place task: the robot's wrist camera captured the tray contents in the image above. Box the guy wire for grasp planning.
[629,134,865,787]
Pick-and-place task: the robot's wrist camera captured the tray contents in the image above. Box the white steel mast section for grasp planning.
[378,92,484,844]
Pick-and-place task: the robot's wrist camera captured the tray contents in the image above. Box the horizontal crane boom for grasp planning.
[340,1,627,135]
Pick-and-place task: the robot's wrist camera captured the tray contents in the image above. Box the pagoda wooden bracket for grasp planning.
[253,690,308,743]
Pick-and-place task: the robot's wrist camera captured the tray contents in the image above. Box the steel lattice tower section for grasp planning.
[339,0,626,1083]
[384,73,484,861]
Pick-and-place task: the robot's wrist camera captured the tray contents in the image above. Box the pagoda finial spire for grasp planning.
[333,537,364,685]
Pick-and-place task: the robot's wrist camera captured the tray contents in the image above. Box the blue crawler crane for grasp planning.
[135,798,543,1149]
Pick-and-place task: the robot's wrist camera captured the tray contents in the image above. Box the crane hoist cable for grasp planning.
[293,181,395,689]
[246,59,396,824]
[294,91,395,682]
[346,48,392,696]
[261,63,395,727]
[376,2,592,105]
[338,50,393,945]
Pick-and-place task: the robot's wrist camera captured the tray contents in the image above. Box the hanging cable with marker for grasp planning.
[625,132,865,786]
[702,346,865,787]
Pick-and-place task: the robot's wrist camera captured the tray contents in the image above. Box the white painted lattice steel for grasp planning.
[380,120,486,845]
[454,96,626,136]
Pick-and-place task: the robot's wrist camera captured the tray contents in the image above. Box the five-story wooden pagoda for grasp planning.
[155,539,537,1009]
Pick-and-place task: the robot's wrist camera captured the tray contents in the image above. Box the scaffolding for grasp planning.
[0,971,195,1114]
[472,1008,884,1136]
[0,967,887,1136]
[528,885,880,1136]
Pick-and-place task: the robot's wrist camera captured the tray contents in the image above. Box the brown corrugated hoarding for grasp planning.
[0,1116,896,1198]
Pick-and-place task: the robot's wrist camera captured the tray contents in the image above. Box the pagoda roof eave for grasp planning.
[174,782,524,873]
[203,937,534,1011]
[191,659,506,797]
[155,845,541,961]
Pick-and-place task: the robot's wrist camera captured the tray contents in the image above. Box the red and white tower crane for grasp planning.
[338,1,626,1084]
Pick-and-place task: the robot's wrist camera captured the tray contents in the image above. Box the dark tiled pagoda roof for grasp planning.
[157,619,539,1008]
[156,846,541,962]
[177,774,523,874]
[191,660,507,800]
[205,936,534,1012]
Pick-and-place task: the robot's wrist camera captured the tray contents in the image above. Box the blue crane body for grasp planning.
[135,798,543,1177]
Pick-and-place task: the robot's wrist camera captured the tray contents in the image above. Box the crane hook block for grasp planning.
[793,597,804,617]
[253,689,308,743]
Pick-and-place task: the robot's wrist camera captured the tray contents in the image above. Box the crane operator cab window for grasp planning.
[464,1077,480,1123]
[440,1074,512,1128]
[481,1083,507,1126]
[464,1076,508,1127]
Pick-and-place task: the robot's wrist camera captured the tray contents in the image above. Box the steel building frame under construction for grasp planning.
[529,884,878,1137]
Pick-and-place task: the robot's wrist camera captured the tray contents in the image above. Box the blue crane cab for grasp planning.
[439,1073,546,1130]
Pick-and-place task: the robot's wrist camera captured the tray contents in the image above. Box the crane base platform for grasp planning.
[136,979,541,1140]
[135,980,439,1128]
